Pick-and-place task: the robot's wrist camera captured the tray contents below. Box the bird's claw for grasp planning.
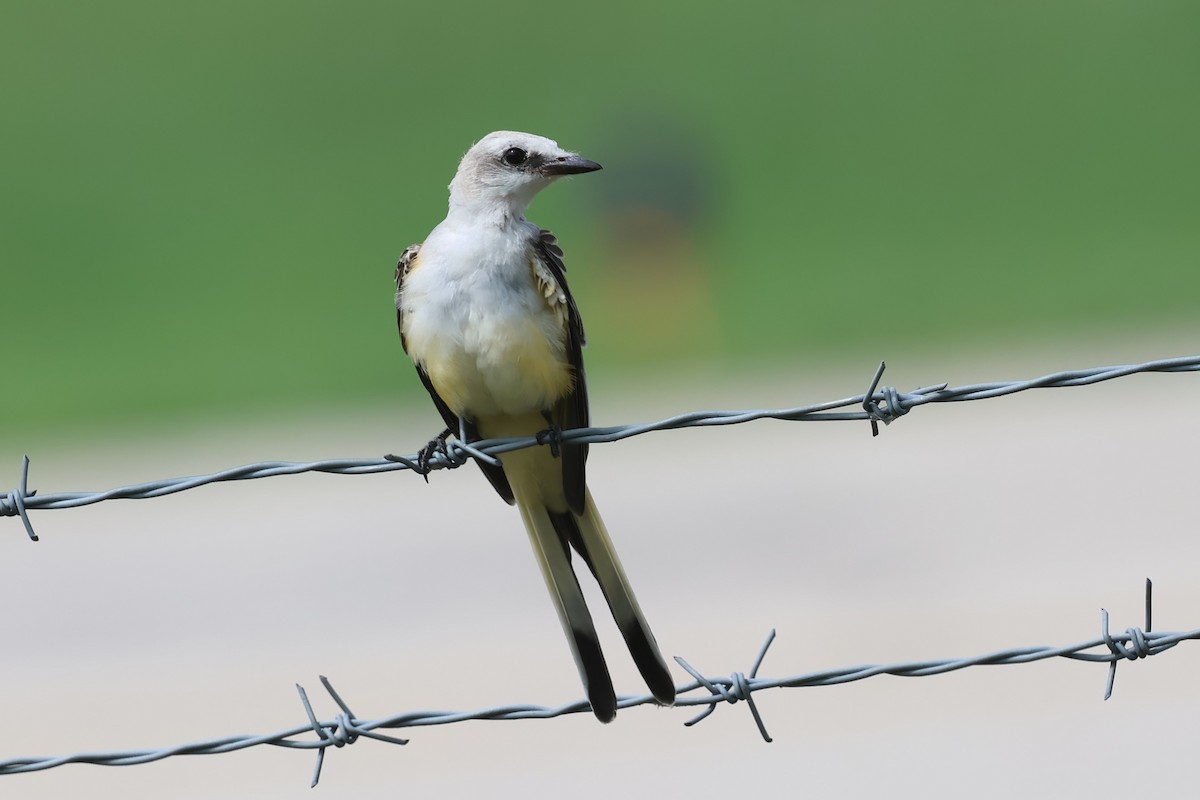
[415,430,452,481]
[536,424,564,459]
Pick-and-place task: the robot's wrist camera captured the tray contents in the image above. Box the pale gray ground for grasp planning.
[3,328,1198,798]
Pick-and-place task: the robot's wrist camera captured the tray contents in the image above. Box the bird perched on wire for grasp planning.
[393,131,675,721]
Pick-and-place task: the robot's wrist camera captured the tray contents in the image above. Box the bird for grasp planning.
[393,131,675,722]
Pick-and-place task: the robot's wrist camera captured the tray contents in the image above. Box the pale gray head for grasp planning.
[447,130,602,221]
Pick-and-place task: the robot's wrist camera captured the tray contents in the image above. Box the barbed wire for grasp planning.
[4,354,1198,543]
[0,580,1187,785]
[2,356,1197,784]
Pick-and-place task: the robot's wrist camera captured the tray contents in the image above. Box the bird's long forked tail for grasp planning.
[553,491,677,705]
[518,490,675,722]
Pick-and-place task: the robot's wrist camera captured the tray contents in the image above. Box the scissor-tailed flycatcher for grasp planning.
[394,131,675,721]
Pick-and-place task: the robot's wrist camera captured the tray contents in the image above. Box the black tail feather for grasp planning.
[546,514,617,721]
[550,509,675,706]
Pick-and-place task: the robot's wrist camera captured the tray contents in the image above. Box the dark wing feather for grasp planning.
[395,244,514,504]
[534,229,589,515]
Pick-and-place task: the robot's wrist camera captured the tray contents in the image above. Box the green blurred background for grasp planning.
[4,0,1197,445]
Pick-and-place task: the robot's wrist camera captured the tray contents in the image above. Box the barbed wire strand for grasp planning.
[4,354,1198,543]
[0,580,1186,784]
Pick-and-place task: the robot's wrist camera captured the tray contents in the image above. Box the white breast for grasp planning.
[400,220,573,418]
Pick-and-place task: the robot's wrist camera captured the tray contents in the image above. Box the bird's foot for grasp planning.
[384,429,452,482]
[416,429,453,479]
[536,421,563,459]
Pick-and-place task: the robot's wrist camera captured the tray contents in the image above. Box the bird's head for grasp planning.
[447,131,602,221]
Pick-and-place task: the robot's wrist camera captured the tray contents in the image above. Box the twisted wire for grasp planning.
[4,354,1198,542]
[0,581,1186,784]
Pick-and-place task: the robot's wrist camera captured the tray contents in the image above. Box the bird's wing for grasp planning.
[394,243,422,356]
[532,229,589,515]
[395,243,515,504]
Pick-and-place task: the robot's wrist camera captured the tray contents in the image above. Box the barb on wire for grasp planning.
[295,677,410,787]
[0,580,1190,781]
[4,354,1198,542]
[862,360,923,436]
[1101,579,1159,700]
[0,456,37,541]
[675,629,777,742]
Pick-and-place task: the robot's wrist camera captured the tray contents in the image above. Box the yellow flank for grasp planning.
[422,312,574,418]
[424,367,471,417]
[506,315,575,395]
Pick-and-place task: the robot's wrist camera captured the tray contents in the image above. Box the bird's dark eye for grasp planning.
[501,147,528,167]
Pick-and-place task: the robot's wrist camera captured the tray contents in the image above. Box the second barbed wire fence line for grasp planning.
[0,579,1185,785]
[3,353,1198,542]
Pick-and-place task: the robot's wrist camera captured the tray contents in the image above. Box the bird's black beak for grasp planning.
[540,154,603,176]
